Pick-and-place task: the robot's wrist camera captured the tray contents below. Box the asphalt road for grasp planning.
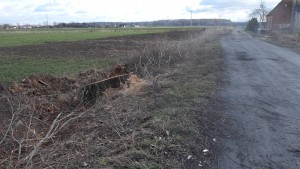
[216,29,300,169]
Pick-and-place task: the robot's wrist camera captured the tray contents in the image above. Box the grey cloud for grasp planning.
[76,11,87,14]
[200,0,245,8]
[186,7,209,13]
[201,0,257,10]
[34,2,63,13]
[187,0,256,14]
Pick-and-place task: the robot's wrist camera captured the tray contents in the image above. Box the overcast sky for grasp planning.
[0,0,279,25]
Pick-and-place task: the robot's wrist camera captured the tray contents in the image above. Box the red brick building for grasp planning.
[266,0,300,32]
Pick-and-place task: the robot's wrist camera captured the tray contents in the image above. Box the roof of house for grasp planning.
[267,0,293,16]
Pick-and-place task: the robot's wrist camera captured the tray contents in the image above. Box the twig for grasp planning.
[23,112,63,165]
[38,80,50,87]
[23,110,87,166]
[0,96,18,145]
[52,111,86,136]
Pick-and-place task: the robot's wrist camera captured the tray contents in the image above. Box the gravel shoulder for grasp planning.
[215,29,300,169]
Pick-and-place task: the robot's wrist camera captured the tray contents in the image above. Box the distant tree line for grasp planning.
[1,19,239,29]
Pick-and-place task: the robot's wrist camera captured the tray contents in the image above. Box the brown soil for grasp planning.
[0,31,198,60]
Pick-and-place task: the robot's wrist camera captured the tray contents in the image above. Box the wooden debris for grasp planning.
[80,74,130,106]
[37,80,50,87]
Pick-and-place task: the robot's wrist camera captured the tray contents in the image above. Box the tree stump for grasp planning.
[80,74,130,106]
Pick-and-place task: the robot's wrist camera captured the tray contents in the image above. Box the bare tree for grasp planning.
[251,1,269,29]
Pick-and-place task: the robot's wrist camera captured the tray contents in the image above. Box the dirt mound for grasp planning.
[9,64,129,94]
[0,64,148,168]
[6,64,133,118]
[9,75,76,96]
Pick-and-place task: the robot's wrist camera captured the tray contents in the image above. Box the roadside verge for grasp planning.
[0,28,231,168]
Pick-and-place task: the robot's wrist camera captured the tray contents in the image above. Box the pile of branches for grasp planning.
[0,65,130,168]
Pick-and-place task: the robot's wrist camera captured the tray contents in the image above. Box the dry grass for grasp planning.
[0,27,232,169]
[258,31,300,53]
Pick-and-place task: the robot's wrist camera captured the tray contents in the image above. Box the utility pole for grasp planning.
[291,0,296,33]
[190,10,193,27]
[291,0,300,33]
[46,14,49,28]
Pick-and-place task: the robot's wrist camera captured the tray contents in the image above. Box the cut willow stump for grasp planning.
[80,74,130,106]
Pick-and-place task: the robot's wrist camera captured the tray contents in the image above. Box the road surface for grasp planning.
[216,29,300,169]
